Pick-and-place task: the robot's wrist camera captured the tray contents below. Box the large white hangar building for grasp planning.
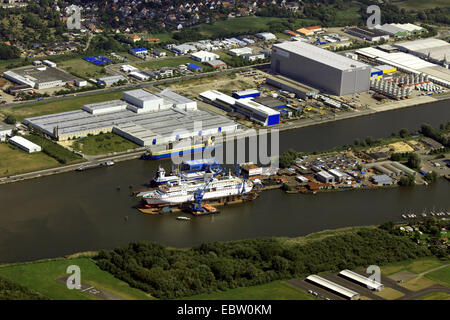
[271,40,371,96]
[23,89,239,146]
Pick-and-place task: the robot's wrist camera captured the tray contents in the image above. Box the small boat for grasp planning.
[176,216,191,221]
[76,160,115,171]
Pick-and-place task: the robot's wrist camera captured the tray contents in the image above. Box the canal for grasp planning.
[0,100,449,263]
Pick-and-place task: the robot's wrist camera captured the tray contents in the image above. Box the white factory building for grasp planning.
[356,47,450,88]
[229,47,253,56]
[97,75,127,85]
[9,136,42,153]
[306,275,360,300]
[199,90,280,126]
[3,66,82,90]
[339,269,384,291]
[255,32,277,41]
[393,39,450,66]
[190,51,220,62]
[23,89,238,146]
[120,64,139,73]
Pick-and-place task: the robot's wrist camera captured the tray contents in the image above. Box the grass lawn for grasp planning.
[424,265,450,287]
[417,292,450,300]
[71,132,139,156]
[400,276,437,291]
[0,142,60,177]
[134,56,194,70]
[0,90,125,121]
[334,3,362,26]
[58,58,105,79]
[183,281,318,300]
[393,0,450,10]
[0,257,152,300]
[193,16,287,37]
[379,257,449,276]
[374,287,404,300]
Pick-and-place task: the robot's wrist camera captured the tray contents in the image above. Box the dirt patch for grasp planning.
[388,141,414,153]
[389,270,417,282]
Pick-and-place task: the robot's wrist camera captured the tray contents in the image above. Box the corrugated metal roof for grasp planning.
[273,41,369,71]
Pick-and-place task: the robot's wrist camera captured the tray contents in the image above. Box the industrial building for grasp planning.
[206,60,227,69]
[23,89,238,146]
[199,90,280,126]
[371,174,393,185]
[129,72,150,81]
[356,47,450,88]
[120,65,139,73]
[97,75,127,86]
[345,27,390,42]
[306,275,360,300]
[339,270,384,291]
[393,39,450,65]
[190,51,220,62]
[9,136,41,153]
[43,60,56,67]
[3,66,83,90]
[229,47,253,57]
[232,89,260,99]
[316,171,335,183]
[255,32,276,41]
[129,48,148,57]
[375,23,424,37]
[271,41,371,96]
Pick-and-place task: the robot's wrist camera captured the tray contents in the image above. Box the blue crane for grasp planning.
[192,168,223,213]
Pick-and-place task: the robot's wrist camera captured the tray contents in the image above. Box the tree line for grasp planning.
[94,227,431,299]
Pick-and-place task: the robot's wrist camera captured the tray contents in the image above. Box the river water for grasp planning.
[0,100,449,263]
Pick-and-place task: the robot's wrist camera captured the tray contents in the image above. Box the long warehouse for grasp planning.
[306,275,360,300]
[271,40,371,96]
[199,90,280,126]
[339,269,384,291]
[23,89,239,146]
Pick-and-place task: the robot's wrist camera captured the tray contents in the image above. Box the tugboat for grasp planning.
[76,160,115,171]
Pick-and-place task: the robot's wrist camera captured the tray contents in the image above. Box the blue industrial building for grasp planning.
[232,89,261,99]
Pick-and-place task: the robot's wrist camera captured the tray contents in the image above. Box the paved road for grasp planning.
[0,149,145,185]
[0,63,270,110]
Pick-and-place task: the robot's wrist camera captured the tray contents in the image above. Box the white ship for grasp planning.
[142,172,253,205]
[151,166,208,186]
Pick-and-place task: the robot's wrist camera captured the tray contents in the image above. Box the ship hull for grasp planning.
[141,145,217,160]
[144,184,253,205]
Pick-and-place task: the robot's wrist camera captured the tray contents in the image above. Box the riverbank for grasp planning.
[0,95,448,185]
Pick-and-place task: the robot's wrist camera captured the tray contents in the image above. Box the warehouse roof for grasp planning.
[306,275,360,299]
[273,41,369,71]
[237,98,280,116]
[9,135,41,150]
[159,88,195,105]
[4,66,81,84]
[191,50,219,59]
[347,26,389,38]
[339,269,384,291]
[371,174,393,184]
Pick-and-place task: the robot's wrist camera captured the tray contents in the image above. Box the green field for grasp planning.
[0,90,125,121]
[134,56,194,70]
[72,132,139,155]
[334,3,362,26]
[380,257,450,276]
[25,134,83,164]
[184,281,318,300]
[193,16,288,37]
[58,58,105,78]
[424,265,450,287]
[417,292,450,300]
[393,0,450,9]
[0,142,60,177]
[0,257,152,300]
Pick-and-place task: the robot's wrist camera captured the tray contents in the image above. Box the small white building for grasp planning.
[120,64,139,73]
[129,72,150,81]
[43,60,57,67]
[9,136,42,153]
[190,50,220,62]
[229,47,253,56]
[0,123,14,142]
[255,32,277,41]
[75,80,87,87]
[244,53,265,61]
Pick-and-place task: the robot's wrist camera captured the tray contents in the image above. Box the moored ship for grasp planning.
[142,172,253,206]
